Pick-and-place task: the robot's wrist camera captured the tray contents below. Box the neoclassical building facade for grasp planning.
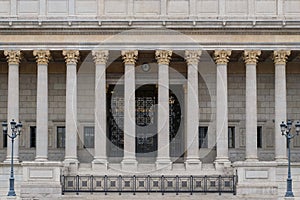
[0,0,300,199]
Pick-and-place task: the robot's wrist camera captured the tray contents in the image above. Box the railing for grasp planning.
[61,175,237,195]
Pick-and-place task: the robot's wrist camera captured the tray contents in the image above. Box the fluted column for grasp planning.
[33,50,50,161]
[274,50,290,162]
[63,50,79,164]
[155,50,172,170]
[214,50,231,168]
[185,50,202,169]
[121,50,138,170]
[4,50,21,162]
[244,50,261,161]
[92,50,109,170]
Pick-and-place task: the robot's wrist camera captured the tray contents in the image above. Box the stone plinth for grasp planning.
[20,161,62,199]
[233,161,278,196]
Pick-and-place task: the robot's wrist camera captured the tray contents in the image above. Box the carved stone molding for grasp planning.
[244,50,261,65]
[92,50,109,65]
[62,50,80,64]
[155,50,172,65]
[33,50,51,65]
[273,50,291,65]
[214,50,231,65]
[4,50,21,65]
[185,50,202,65]
[121,50,138,65]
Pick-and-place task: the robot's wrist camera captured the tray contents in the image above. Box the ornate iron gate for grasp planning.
[107,84,184,158]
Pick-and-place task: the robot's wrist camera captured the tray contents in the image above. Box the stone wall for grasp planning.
[0,0,300,20]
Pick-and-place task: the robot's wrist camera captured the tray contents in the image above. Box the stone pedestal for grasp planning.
[233,161,278,196]
[121,159,138,172]
[92,159,108,171]
[155,159,172,170]
[20,161,62,199]
[185,159,202,170]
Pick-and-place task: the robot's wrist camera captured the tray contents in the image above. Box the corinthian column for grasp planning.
[155,50,172,170]
[185,50,202,169]
[33,50,50,161]
[63,50,79,164]
[4,50,21,163]
[214,50,231,168]
[92,50,109,170]
[273,50,290,162]
[121,50,138,170]
[244,50,261,161]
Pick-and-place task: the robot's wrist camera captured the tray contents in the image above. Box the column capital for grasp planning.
[62,50,80,64]
[121,50,138,65]
[4,50,21,65]
[244,50,261,65]
[214,50,231,65]
[33,50,51,65]
[92,50,109,65]
[185,50,202,65]
[155,50,172,65]
[273,50,291,65]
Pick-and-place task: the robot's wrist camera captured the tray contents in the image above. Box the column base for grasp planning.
[245,157,259,162]
[63,158,79,174]
[275,157,288,163]
[214,158,231,171]
[121,158,138,171]
[34,157,48,162]
[185,158,201,170]
[155,158,172,170]
[3,157,20,164]
[92,158,108,171]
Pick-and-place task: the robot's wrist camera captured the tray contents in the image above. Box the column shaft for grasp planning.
[244,50,261,161]
[216,63,229,161]
[155,50,172,169]
[273,50,290,161]
[245,63,258,160]
[5,50,21,162]
[185,50,201,169]
[63,50,79,163]
[121,50,138,170]
[214,50,231,166]
[92,50,109,169]
[34,50,50,161]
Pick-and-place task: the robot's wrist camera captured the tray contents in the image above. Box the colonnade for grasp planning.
[2,49,290,169]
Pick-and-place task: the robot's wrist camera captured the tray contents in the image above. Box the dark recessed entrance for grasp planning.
[107,84,184,161]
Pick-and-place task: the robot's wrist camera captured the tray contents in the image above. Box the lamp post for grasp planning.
[280,120,300,198]
[2,119,22,196]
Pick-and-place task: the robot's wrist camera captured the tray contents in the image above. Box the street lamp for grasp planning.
[2,119,22,196]
[280,120,300,197]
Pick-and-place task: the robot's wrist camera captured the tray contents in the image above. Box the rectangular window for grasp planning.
[228,126,235,148]
[57,126,65,148]
[30,126,36,148]
[257,126,262,148]
[199,126,208,148]
[84,126,94,148]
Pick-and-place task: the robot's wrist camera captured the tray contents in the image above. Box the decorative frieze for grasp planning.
[121,50,138,65]
[244,50,261,65]
[273,50,291,65]
[4,50,21,65]
[92,50,109,65]
[214,50,231,65]
[185,50,202,65]
[33,50,51,65]
[155,50,172,65]
[62,50,80,64]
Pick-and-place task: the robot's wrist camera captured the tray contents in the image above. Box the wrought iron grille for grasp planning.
[61,175,237,195]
